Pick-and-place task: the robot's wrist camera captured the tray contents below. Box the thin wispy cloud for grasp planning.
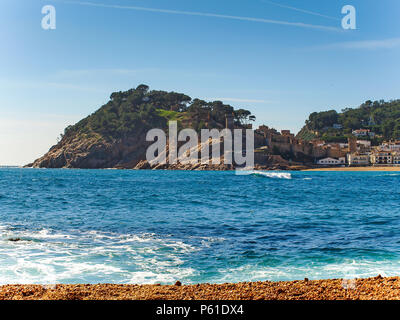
[54,68,226,81]
[58,0,341,32]
[55,68,152,77]
[207,98,273,104]
[262,0,340,21]
[0,77,104,92]
[324,38,400,50]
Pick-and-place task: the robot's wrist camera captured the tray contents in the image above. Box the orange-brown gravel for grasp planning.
[0,276,399,300]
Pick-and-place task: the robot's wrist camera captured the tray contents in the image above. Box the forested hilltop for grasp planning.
[29,85,255,169]
[62,84,255,141]
[297,100,400,143]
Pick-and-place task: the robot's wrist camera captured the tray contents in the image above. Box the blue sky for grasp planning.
[1,0,399,165]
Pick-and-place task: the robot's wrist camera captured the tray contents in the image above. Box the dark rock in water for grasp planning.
[175,281,182,286]
[8,237,22,242]
[134,160,151,170]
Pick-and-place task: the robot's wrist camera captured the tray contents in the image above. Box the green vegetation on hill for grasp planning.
[61,84,255,142]
[297,99,400,143]
[296,127,317,141]
[155,109,186,121]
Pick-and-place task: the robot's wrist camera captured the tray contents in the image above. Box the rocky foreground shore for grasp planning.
[1,276,399,300]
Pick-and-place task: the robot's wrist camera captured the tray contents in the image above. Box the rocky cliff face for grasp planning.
[30,133,231,170]
[31,134,149,169]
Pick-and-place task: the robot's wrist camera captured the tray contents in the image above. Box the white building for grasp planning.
[352,129,369,137]
[371,151,393,165]
[352,129,375,138]
[357,140,371,148]
[333,124,343,129]
[317,157,345,166]
[347,153,370,166]
[380,142,400,151]
[393,153,400,165]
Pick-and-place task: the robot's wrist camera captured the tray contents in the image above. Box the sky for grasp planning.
[1,0,399,165]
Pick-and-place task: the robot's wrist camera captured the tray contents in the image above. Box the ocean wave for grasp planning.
[0,227,197,285]
[0,226,398,285]
[236,170,292,179]
[250,171,292,179]
[194,236,226,248]
[215,259,400,283]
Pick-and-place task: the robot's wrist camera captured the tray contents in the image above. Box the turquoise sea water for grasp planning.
[0,168,400,284]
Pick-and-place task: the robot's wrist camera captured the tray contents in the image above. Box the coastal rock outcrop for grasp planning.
[28,85,311,171]
[29,85,257,170]
[31,133,149,169]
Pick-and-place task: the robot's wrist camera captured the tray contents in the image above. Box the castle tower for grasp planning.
[348,137,357,153]
[225,113,234,129]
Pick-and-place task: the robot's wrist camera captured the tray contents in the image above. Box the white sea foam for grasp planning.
[250,170,292,179]
[127,267,197,284]
[0,227,197,285]
[196,236,226,248]
[215,259,400,284]
[4,225,396,285]
[1,225,399,285]
[237,170,292,179]
[29,229,73,240]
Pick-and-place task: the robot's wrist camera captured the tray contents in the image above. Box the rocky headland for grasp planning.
[27,85,315,171]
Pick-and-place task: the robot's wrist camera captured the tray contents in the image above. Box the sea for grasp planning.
[0,168,399,285]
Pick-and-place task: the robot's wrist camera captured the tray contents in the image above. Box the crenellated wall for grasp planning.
[255,125,346,162]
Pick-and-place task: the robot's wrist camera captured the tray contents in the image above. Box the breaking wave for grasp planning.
[216,259,400,283]
[249,170,292,179]
[0,227,199,285]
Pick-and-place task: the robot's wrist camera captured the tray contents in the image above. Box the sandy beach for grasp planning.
[304,166,400,172]
[0,276,399,300]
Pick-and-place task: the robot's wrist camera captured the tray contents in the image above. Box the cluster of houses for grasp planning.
[253,123,400,168]
[351,129,376,138]
[316,139,400,167]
